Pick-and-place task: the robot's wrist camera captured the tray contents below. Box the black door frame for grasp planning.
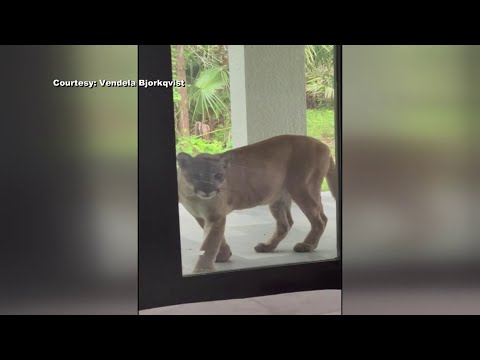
[139,45,342,311]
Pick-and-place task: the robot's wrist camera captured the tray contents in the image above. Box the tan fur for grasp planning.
[177,135,337,273]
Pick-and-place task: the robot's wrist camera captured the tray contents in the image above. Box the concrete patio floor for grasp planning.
[180,192,337,275]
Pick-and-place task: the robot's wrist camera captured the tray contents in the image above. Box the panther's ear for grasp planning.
[177,152,192,169]
[220,152,234,169]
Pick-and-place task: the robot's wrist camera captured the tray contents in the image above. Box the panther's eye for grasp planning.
[214,173,224,181]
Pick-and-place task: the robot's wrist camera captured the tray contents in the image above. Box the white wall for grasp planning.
[229,45,306,148]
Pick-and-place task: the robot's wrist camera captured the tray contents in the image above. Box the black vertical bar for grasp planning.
[138,45,182,310]
[334,45,342,260]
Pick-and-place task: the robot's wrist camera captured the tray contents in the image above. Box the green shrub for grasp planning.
[176,136,226,156]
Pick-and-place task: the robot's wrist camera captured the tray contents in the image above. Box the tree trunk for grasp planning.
[176,45,190,136]
[218,45,229,66]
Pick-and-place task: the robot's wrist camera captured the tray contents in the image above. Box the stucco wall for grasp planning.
[229,45,306,148]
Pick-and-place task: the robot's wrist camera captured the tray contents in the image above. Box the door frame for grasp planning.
[139,45,342,311]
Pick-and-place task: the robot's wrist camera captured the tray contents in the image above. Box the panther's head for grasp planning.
[177,152,234,199]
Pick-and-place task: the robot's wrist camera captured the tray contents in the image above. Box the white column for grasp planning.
[228,45,306,148]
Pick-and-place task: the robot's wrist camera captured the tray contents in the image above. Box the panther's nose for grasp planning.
[196,190,217,199]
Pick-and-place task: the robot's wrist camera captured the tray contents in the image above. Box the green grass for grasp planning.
[307,109,336,192]
[307,109,335,143]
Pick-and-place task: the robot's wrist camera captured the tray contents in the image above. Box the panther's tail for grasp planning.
[326,155,337,201]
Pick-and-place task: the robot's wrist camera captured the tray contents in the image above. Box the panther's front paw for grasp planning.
[192,266,215,274]
[193,255,215,273]
[215,245,232,263]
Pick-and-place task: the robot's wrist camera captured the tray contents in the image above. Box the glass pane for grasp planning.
[172,45,338,275]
